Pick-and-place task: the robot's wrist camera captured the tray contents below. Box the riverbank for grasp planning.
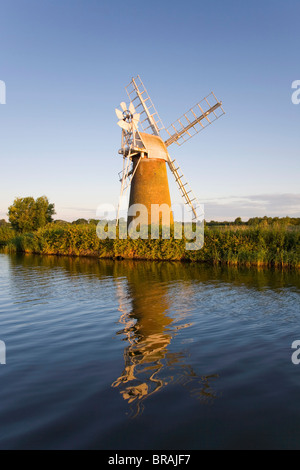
[1,224,299,268]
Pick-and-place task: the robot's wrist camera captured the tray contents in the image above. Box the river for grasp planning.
[0,253,299,449]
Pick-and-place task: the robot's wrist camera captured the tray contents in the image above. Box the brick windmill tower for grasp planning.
[115,75,225,227]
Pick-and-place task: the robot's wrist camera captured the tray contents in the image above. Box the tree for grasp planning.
[53,219,69,226]
[8,196,55,233]
[234,217,242,225]
[72,218,88,225]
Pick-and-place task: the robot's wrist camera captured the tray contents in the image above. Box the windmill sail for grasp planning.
[163,92,225,147]
[126,75,165,136]
[167,157,204,221]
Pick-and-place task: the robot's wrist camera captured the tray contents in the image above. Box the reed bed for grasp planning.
[1,223,299,269]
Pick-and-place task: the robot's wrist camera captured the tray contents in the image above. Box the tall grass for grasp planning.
[1,223,299,268]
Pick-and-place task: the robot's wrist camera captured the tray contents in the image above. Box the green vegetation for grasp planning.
[207,216,300,228]
[1,196,299,268]
[8,196,55,233]
[1,223,299,269]
[0,224,16,246]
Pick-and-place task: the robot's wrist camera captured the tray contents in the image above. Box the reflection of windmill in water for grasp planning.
[112,262,220,417]
[115,75,225,226]
[112,275,173,415]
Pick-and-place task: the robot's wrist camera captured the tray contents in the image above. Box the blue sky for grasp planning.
[0,0,299,221]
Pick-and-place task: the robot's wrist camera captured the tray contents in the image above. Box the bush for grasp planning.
[0,226,16,246]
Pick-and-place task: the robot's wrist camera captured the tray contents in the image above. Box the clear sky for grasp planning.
[0,0,299,221]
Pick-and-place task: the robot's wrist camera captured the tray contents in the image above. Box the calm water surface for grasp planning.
[0,253,299,449]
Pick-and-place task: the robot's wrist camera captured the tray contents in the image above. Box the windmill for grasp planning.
[115,75,225,227]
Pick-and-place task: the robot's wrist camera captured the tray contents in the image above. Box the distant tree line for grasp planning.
[2,195,300,233]
[206,216,300,227]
